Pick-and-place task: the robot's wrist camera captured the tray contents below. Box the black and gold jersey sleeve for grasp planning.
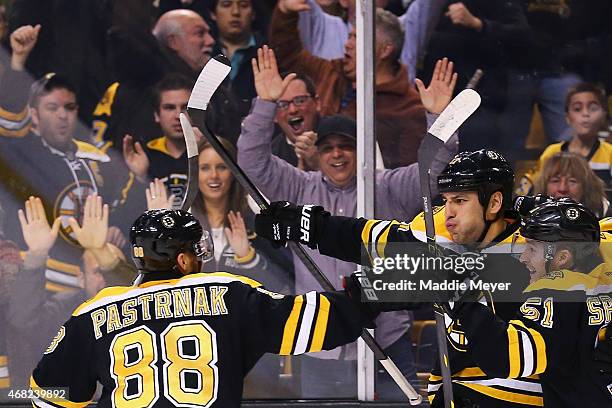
[30,315,97,408]
[241,285,365,357]
[317,215,417,266]
[456,271,592,379]
[0,69,32,139]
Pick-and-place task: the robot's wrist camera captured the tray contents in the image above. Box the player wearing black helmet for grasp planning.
[452,198,612,407]
[255,150,542,407]
[130,209,213,278]
[28,209,399,408]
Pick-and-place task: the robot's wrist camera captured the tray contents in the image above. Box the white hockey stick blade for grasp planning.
[429,89,481,143]
[188,55,231,111]
[179,113,199,159]
[379,358,423,405]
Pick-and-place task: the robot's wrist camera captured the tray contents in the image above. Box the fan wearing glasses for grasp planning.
[272,72,321,171]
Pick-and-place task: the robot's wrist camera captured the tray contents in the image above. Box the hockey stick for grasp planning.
[418,89,482,408]
[181,55,422,405]
[180,107,200,211]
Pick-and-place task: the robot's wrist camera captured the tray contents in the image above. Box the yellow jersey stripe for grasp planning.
[508,324,521,378]
[0,126,29,138]
[511,320,547,375]
[377,221,398,258]
[460,383,543,406]
[0,105,28,121]
[0,377,9,388]
[280,296,304,355]
[309,294,330,352]
[146,136,171,155]
[361,219,378,247]
[45,281,77,293]
[93,82,119,117]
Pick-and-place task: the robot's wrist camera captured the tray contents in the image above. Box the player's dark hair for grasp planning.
[152,74,195,111]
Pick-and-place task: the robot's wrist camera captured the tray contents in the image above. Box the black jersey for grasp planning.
[0,134,140,292]
[30,271,366,408]
[456,264,612,407]
[316,209,543,406]
[144,137,188,209]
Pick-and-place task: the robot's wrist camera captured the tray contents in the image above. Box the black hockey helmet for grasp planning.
[130,209,212,272]
[438,149,514,211]
[520,198,600,243]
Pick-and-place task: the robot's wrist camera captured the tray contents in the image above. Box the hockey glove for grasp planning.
[255,201,329,249]
[342,273,419,329]
[593,325,612,374]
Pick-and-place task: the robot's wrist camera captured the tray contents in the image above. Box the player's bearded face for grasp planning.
[519,240,547,283]
[442,191,487,245]
[32,89,78,151]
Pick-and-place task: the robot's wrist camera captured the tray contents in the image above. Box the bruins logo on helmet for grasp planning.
[161,215,175,228]
[566,208,580,220]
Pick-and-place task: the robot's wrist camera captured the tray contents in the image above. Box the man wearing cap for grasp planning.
[237,46,459,398]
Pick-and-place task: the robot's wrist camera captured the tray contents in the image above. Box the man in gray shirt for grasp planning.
[237,46,459,398]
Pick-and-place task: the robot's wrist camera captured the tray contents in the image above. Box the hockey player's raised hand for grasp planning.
[18,196,60,255]
[255,201,329,249]
[252,45,296,102]
[68,194,109,250]
[415,57,458,114]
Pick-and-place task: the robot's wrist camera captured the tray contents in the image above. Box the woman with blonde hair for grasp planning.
[534,152,610,218]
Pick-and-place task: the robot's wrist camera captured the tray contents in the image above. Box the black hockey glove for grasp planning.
[255,201,329,249]
[342,273,419,329]
[591,325,612,399]
[593,325,612,374]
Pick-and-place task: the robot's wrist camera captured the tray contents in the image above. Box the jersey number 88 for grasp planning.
[110,320,218,408]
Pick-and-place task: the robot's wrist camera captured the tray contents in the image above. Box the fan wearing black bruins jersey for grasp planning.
[450,198,612,407]
[30,209,404,408]
[0,74,144,293]
[121,74,195,210]
[256,149,542,407]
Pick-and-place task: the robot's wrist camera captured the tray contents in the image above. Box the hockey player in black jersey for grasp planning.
[29,209,406,408]
[447,198,612,407]
[256,149,543,407]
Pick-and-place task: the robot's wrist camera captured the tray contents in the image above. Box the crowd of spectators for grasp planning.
[0,0,610,403]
